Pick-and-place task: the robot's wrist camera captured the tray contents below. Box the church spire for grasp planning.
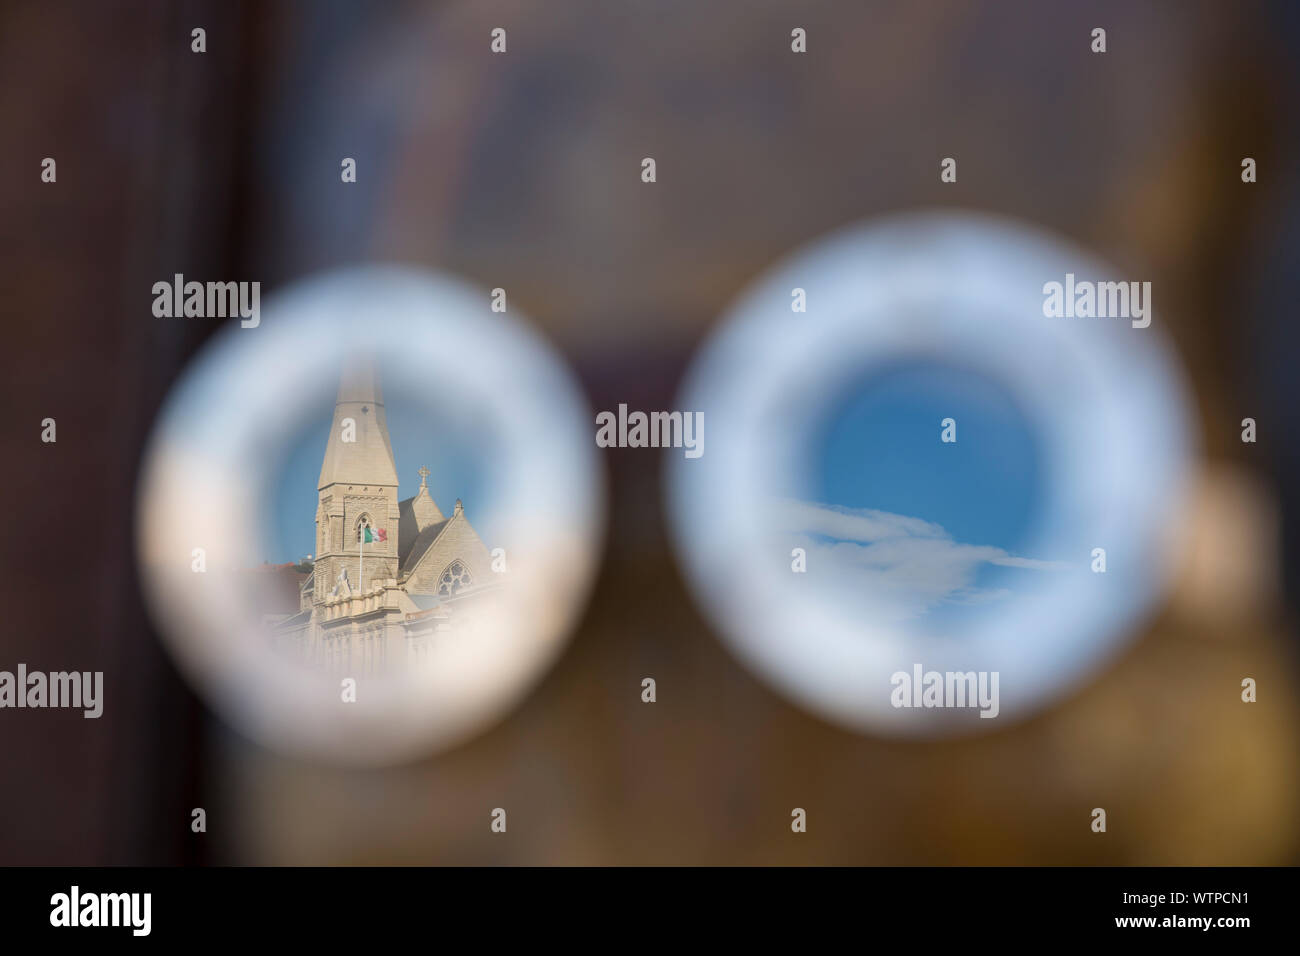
[317,356,400,490]
[335,358,384,407]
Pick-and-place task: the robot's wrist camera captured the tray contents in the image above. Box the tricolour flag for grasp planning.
[362,526,387,543]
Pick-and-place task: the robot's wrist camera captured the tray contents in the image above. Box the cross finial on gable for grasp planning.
[418,465,430,487]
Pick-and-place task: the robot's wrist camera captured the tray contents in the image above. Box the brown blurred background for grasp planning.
[2,0,1299,864]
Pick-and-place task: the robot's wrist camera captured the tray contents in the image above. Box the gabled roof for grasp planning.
[397,484,446,566]
[399,518,452,576]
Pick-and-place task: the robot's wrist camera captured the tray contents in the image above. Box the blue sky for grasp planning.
[260,380,499,564]
[783,359,1064,625]
[812,361,1043,550]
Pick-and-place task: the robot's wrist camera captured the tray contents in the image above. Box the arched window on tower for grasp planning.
[354,513,373,544]
[438,560,472,597]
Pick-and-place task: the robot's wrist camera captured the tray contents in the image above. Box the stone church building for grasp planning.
[271,361,497,671]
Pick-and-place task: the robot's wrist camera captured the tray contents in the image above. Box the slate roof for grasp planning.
[275,608,312,629]
[399,517,452,576]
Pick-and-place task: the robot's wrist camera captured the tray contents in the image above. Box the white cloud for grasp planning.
[777,499,1068,621]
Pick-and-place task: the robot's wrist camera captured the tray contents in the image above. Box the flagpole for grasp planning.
[359,524,364,595]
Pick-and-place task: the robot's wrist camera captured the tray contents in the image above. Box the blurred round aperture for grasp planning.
[667,212,1196,735]
[136,267,604,764]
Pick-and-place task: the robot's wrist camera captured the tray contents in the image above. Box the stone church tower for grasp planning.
[272,358,497,672]
[312,359,402,605]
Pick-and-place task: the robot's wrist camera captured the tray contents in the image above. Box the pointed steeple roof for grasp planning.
[318,357,400,490]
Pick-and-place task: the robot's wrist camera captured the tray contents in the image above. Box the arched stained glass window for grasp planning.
[438,560,472,596]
